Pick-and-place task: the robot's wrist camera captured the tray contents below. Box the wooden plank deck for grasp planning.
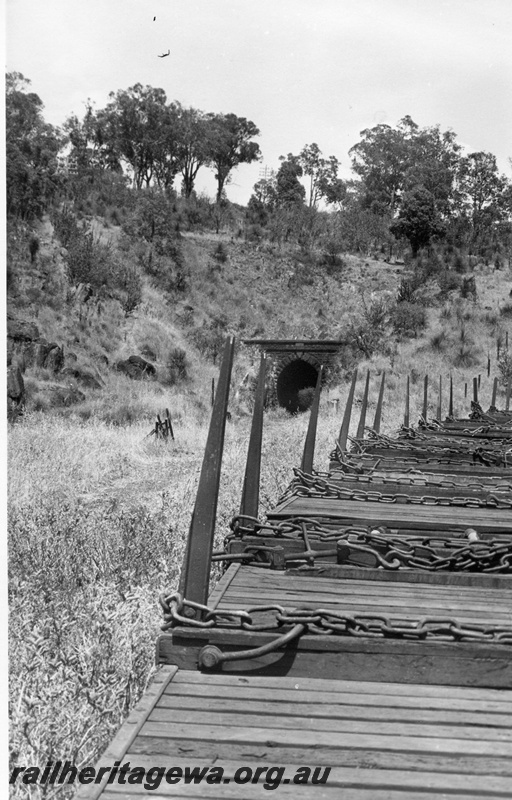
[269,495,512,534]
[76,666,512,799]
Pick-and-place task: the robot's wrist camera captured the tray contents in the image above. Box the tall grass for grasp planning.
[8,407,332,798]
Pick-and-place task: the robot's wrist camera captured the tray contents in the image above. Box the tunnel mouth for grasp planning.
[276,359,319,413]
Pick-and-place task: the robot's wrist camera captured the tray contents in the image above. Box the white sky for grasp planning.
[5,0,512,204]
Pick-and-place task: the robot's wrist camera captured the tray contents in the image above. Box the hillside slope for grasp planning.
[7,210,512,426]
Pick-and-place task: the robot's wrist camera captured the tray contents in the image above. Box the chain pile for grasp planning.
[278,468,512,509]
[160,592,512,644]
[211,515,512,573]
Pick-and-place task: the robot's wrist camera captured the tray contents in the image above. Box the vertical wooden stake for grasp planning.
[448,376,454,419]
[490,377,498,411]
[373,371,386,433]
[180,336,235,608]
[404,376,410,428]
[478,374,481,389]
[437,376,442,421]
[507,331,509,351]
[422,375,429,421]
[301,366,324,474]
[240,354,266,521]
[338,369,358,453]
[464,382,468,399]
[166,408,174,440]
[211,378,215,408]
[473,377,478,404]
[356,370,370,440]
[507,377,511,411]
[487,353,491,377]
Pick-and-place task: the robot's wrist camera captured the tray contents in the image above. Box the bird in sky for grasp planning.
[158,49,170,58]
[153,16,156,21]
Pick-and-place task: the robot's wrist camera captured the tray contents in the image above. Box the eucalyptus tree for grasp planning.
[98,84,181,189]
[458,151,510,250]
[176,107,212,198]
[6,72,63,219]
[297,143,346,209]
[206,113,261,202]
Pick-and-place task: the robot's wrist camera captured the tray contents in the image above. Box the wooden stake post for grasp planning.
[179,337,235,609]
[301,366,324,475]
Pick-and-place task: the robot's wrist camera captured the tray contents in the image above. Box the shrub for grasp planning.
[452,321,480,368]
[460,276,477,301]
[297,386,315,412]
[452,252,468,274]
[117,265,142,314]
[390,301,427,338]
[164,347,189,385]
[438,270,461,295]
[430,330,446,352]
[212,242,228,263]
[500,303,512,319]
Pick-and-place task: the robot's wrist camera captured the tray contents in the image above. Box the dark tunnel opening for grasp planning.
[276,359,319,413]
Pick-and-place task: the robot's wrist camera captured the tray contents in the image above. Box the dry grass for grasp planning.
[7,405,330,799]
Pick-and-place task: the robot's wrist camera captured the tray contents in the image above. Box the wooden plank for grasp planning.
[147,707,512,741]
[74,666,178,800]
[285,566,512,588]
[221,586,512,613]
[136,720,512,757]
[218,582,511,613]
[100,788,510,800]
[155,693,512,727]
[127,736,512,776]
[100,757,512,797]
[207,564,241,609]
[228,567,512,595]
[268,496,512,532]
[168,671,512,703]
[230,568,512,596]
[217,593,511,620]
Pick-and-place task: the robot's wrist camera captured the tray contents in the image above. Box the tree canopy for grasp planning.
[6,72,63,219]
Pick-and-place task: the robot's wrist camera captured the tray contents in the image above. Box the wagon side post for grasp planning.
[239,353,267,522]
[338,368,358,454]
[301,365,324,474]
[179,336,235,609]
[422,374,429,422]
[373,371,385,433]
[356,370,370,440]
[403,375,410,428]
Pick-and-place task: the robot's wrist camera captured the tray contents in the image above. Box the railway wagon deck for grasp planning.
[77,342,512,799]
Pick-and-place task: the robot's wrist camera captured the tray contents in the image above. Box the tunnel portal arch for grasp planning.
[242,339,345,414]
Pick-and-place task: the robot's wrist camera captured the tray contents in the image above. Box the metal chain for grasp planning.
[213,514,512,574]
[278,468,512,509]
[160,593,512,645]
